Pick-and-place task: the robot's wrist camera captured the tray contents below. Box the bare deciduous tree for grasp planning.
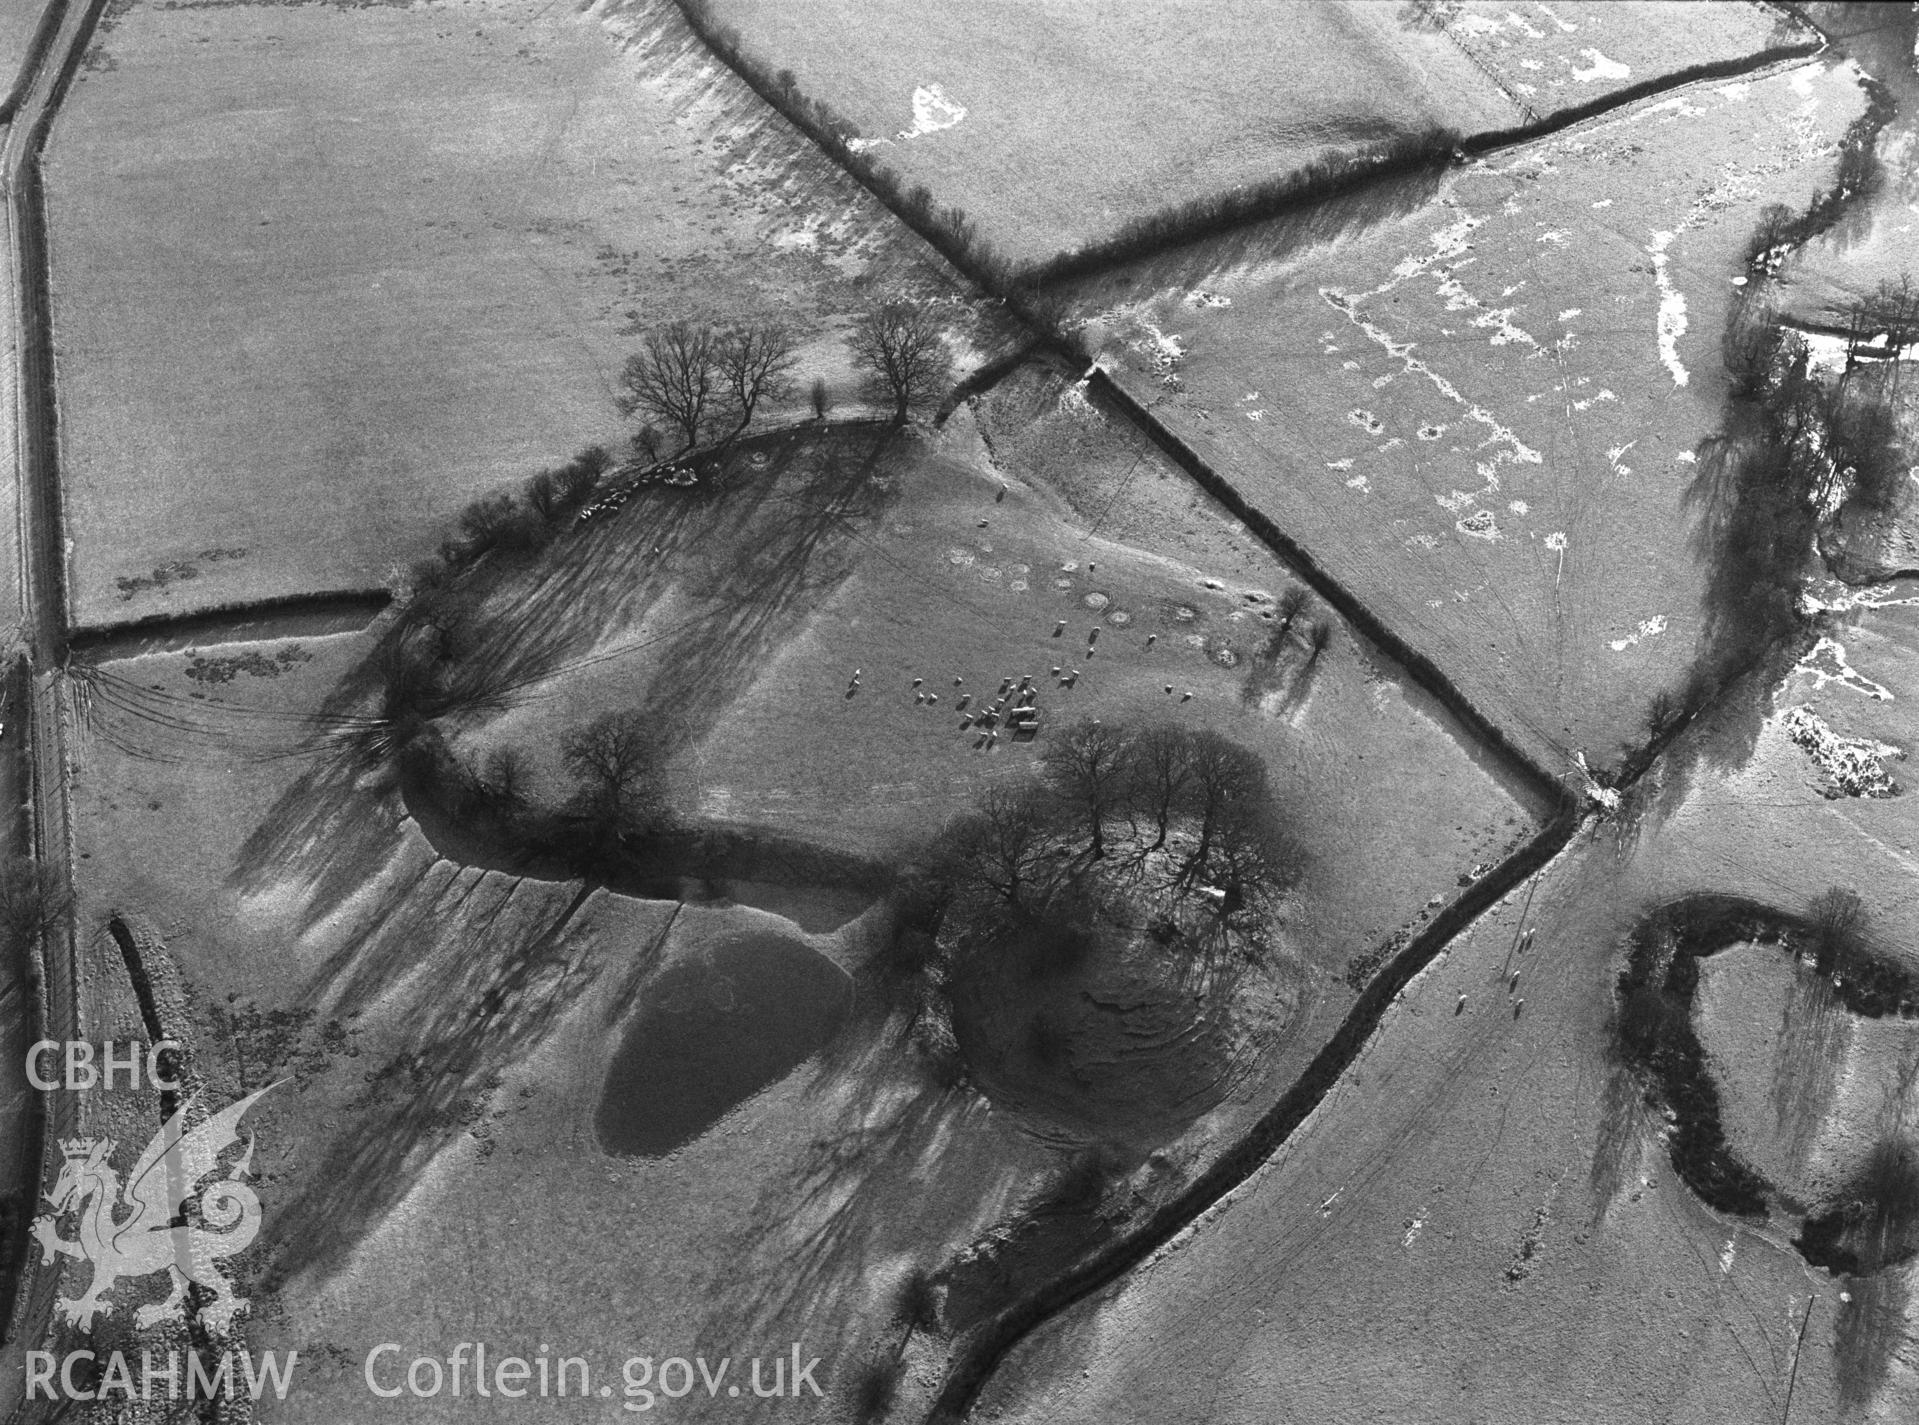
[716,320,798,442]
[1272,586,1310,640]
[1180,730,1266,882]
[1040,720,1133,860]
[618,322,722,453]
[943,789,1056,913]
[848,302,954,424]
[562,710,666,832]
[480,746,530,813]
[1127,723,1194,852]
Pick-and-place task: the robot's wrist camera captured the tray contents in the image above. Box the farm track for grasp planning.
[654,7,1900,1422]
[0,0,121,1409]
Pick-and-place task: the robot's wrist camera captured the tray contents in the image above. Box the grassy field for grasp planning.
[47,0,1001,630]
[968,486,1919,1422]
[1059,60,1865,782]
[1444,1,1788,118]
[0,0,42,90]
[55,384,1542,1415]
[974,713,1919,1424]
[61,632,1053,1421]
[701,0,1515,267]
[699,0,1791,268]
[439,416,1543,992]
[1697,941,1919,1209]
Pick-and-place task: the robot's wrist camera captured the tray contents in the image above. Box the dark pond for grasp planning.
[595,931,852,1157]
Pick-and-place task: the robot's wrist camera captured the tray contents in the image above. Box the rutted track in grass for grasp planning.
[0,0,119,1401]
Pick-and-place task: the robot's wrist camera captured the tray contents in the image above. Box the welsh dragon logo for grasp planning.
[31,1084,279,1333]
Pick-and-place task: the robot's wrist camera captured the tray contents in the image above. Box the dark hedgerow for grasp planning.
[1613,891,1919,1220]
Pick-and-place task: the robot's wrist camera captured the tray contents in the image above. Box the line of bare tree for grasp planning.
[938,719,1302,947]
[849,302,954,424]
[620,302,954,455]
[619,318,801,458]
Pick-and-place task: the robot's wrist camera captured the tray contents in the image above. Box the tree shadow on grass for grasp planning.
[228,425,909,1290]
[686,1007,1004,1379]
[225,425,899,947]
[259,871,599,1289]
[1835,1269,1910,1410]
[1771,970,1852,1180]
[1588,1060,1652,1224]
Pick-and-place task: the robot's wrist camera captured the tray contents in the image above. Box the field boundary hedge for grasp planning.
[1087,369,1562,804]
[675,0,1824,290]
[67,588,393,658]
[1613,892,1919,1221]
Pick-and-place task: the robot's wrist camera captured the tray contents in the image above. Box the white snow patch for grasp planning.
[1800,637,1893,701]
[846,87,965,151]
[1799,579,1919,615]
[1509,500,1530,515]
[1781,705,1902,797]
[1533,2,1576,33]
[906,84,965,138]
[1609,614,1667,651]
[1568,48,1630,83]
[1388,215,1484,285]
[1434,271,1538,348]
[1646,231,1690,386]
[1325,458,1356,472]
[1606,440,1636,476]
[1537,229,1571,247]
[1323,288,1543,501]
[1186,290,1232,309]
[1558,308,1582,321]
[1591,199,1613,209]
